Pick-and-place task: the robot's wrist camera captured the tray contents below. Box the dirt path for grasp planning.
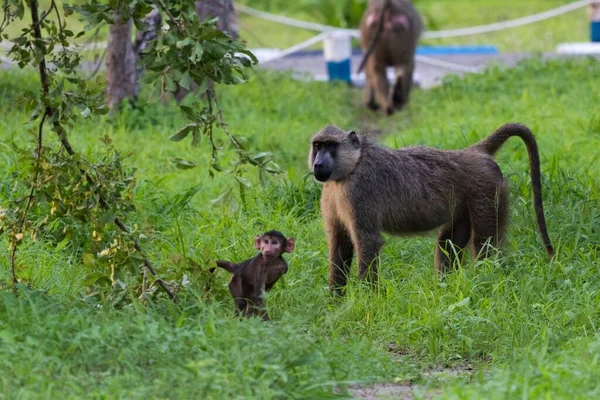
[260,51,599,89]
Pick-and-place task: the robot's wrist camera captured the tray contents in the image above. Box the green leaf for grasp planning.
[195,77,210,95]
[179,105,197,120]
[210,188,233,206]
[176,38,194,49]
[165,75,177,92]
[210,159,222,172]
[235,176,252,188]
[55,236,71,251]
[191,43,204,63]
[169,124,197,142]
[82,253,96,266]
[239,49,258,64]
[447,297,471,312]
[179,71,191,91]
[251,152,272,164]
[172,158,197,170]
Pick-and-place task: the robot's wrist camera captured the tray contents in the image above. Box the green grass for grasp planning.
[1,53,600,397]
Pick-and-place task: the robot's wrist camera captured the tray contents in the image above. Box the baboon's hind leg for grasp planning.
[435,214,472,274]
[469,184,509,260]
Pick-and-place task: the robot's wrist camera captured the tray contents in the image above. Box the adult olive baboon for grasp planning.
[308,123,554,295]
[358,0,423,115]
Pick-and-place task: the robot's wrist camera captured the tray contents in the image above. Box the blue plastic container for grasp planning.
[591,21,600,42]
[326,59,351,83]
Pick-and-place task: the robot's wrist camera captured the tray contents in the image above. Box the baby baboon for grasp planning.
[308,123,554,295]
[211,230,295,320]
[358,0,423,115]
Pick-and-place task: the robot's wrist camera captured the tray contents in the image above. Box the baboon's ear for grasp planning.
[254,234,262,250]
[349,131,360,149]
[285,237,295,253]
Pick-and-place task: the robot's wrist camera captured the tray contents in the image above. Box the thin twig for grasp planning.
[10,109,48,289]
[141,265,148,297]
[156,0,185,33]
[208,89,242,152]
[206,92,218,161]
[50,0,64,34]
[9,0,54,292]
[1,4,10,31]
[16,4,53,41]
[112,216,176,300]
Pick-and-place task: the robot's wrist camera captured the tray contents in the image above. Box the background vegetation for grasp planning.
[1,0,599,398]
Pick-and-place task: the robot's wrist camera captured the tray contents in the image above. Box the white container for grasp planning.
[323,31,352,83]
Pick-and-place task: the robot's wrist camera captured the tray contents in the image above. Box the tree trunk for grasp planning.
[195,0,238,39]
[133,7,161,97]
[174,0,238,102]
[105,14,136,112]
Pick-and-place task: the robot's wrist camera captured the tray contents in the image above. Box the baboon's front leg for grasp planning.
[327,220,354,296]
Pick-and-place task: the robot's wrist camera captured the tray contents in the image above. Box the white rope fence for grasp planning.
[0,0,593,74]
[253,30,484,72]
[235,0,595,39]
[234,0,595,71]
[415,55,483,73]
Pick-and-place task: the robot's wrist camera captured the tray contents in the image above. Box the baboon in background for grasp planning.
[210,231,295,320]
[308,123,554,295]
[358,0,423,115]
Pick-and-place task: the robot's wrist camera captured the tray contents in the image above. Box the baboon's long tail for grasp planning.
[472,122,554,258]
[357,0,391,74]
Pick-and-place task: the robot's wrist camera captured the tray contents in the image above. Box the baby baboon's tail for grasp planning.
[471,122,555,258]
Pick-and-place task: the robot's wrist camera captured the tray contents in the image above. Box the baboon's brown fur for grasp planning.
[308,123,554,295]
[358,0,423,115]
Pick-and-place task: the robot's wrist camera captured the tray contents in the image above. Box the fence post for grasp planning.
[323,31,352,83]
[590,1,600,42]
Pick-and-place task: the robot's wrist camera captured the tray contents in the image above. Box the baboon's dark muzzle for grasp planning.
[313,163,332,182]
